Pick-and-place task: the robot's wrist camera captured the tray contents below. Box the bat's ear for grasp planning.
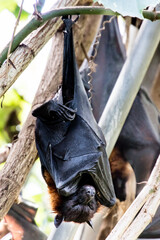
[54,214,64,228]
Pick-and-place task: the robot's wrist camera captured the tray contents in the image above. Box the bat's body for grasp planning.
[32,16,116,227]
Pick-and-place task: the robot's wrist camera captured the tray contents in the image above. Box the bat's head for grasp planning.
[54,184,99,228]
[43,169,100,228]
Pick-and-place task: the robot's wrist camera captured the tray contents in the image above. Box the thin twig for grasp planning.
[6,0,24,72]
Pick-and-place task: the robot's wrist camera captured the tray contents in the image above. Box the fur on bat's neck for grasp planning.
[43,169,100,227]
[43,169,62,213]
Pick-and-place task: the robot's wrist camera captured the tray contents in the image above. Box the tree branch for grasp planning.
[1,6,160,68]
[0,4,101,99]
[0,6,115,67]
[143,10,160,22]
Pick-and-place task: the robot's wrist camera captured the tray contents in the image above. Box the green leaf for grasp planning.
[13,5,30,20]
[94,0,160,18]
[0,0,17,12]
[0,0,29,20]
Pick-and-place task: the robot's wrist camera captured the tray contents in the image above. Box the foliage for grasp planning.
[0,89,30,145]
[94,0,160,18]
[0,0,29,20]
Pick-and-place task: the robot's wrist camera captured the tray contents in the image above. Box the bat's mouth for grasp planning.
[78,185,96,206]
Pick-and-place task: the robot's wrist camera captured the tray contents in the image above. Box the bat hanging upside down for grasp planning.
[32,16,116,228]
[43,169,99,227]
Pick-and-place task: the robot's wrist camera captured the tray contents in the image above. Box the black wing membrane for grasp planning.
[32,16,116,207]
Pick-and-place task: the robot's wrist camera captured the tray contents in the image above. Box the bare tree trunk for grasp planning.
[0,0,101,220]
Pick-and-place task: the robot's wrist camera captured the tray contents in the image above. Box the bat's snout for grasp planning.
[85,186,96,197]
[82,185,96,201]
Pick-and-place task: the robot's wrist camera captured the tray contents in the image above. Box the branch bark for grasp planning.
[0,0,102,221]
[143,10,160,21]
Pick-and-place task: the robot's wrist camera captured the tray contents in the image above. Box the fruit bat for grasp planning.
[81,15,160,199]
[81,15,160,239]
[32,16,116,228]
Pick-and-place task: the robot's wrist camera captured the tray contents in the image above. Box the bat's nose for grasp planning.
[85,186,96,197]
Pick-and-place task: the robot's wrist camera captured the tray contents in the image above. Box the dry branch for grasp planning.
[0,0,80,99]
[106,155,160,240]
[0,0,101,221]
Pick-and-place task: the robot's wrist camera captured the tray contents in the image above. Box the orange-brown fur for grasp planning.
[44,147,130,214]
[109,146,132,180]
[43,169,62,214]
[97,147,136,240]
[43,169,100,223]
[109,146,135,201]
[44,147,132,215]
